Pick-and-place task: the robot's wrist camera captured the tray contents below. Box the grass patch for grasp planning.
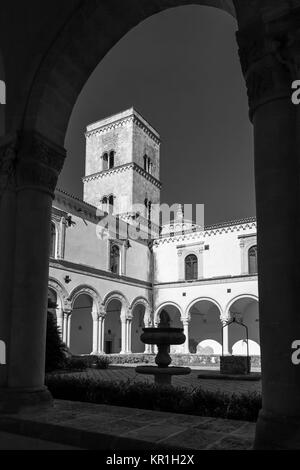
[46,374,261,422]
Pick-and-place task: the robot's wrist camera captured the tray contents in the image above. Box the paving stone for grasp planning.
[208,435,254,450]
[161,415,212,427]
[158,428,224,450]
[231,422,256,438]
[125,423,188,442]
[194,417,248,434]
[0,399,256,450]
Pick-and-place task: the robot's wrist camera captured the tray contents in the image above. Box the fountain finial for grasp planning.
[158,310,171,328]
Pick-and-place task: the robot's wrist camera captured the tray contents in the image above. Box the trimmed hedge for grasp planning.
[65,355,110,371]
[67,354,261,368]
[46,374,261,422]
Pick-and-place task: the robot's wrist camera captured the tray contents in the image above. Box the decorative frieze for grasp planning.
[83,162,162,190]
[85,115,161,146]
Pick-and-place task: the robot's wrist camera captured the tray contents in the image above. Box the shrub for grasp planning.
[45,300,67,373]
[64,356,88,372]
[91,356,110,369]
[45,374,262,422]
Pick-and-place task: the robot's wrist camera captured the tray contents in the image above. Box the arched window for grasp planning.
[102,196,108,213]
[50,223,56,258]
[248,245,258,274]
[185,254,198,280]
[109,151,115,169]
[148,201,152,221]
[108,195,114,214]
[143,155,152,173]
[110,245,120,274]
[103,152,109,171]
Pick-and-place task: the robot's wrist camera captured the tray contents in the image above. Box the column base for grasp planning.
[254,410,300,449]
[0,386,53,414]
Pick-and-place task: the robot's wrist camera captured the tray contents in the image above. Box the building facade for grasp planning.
[48,108,259,357]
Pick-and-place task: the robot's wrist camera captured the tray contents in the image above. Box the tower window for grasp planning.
[248,245,258,274]
[108,195,114,214]
[102,153,109,171]
[50,222,56,258]
[109,151,115,169]
[185,254,198,281]
[110,244,120,275]
[101,195,114,214]
[102,196,108,213]
[144,198,152,221]
[143,155,152,174]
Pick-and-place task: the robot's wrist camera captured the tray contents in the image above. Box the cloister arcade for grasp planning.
[48,284,152,356]
[48,282,259,358]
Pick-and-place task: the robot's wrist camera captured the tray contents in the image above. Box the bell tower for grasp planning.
[83,108,161,230]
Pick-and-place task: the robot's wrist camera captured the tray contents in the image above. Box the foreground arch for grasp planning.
[1,0,300,449]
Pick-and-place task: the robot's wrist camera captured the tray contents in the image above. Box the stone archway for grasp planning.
[48,278,69,339]
[1,0,300,449]
[226,295,260,356]
[131,298,151,354]
[103,292,130,354]
[155,303,184,353]
[20,1,235,147]
[187,298,223,355]
[68,285,102,355]
[69,294,93,355]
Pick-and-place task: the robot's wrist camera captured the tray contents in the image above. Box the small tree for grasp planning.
[45,298,67,373]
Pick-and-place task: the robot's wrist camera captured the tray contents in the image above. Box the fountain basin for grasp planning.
[136,366,191,376]
[136,366,191,386]
[136,323,191,385]
[141,328,185,345]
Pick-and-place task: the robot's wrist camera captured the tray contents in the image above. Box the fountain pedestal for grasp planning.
[135,311,191,386]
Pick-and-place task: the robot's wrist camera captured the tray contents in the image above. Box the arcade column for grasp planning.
[237,9,300,449]
[0,131,65,412]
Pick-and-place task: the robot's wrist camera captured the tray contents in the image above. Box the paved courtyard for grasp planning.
[0,367,260,449]
[0,400,256,450]
[65,366,262,395]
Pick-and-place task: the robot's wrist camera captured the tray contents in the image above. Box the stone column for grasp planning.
[126,318,132,354]
[92,316,99,356]
[56,308,64,340]
[120,318,127,354]
[0,137,18,389]
[61,301,72,347]
[221,320,230,356]
[237,12,300,449]
[0,131,65,412]
[183,318,190,354]
[98,315,105,354]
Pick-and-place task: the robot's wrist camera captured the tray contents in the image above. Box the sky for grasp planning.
[61,5,255,227]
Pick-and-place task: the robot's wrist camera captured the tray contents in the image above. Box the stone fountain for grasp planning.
[136,310,191,385]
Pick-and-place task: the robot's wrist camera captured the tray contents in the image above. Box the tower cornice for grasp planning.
[85,109,161,146]
[82,162,162,190]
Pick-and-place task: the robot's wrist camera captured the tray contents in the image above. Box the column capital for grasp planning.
[221,316,230,327]
[98,310,106,320]
[182,316,190,325]
[63,300,72,315]
[0,134,19,192]
[0,131,66,197]
[236,10,300,120]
